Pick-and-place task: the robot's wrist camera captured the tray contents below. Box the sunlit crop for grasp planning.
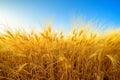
[0,25,120,80]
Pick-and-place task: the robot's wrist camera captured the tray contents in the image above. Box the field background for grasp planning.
[0,26,120,80]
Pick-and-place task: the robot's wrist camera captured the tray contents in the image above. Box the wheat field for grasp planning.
[0,26,120,80]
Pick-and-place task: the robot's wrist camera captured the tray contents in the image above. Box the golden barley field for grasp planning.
[0,26,120,80]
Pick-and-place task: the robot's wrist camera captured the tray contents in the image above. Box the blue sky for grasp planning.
[0,0,120,32]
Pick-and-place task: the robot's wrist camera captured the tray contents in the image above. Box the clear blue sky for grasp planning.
[0,0,120,32]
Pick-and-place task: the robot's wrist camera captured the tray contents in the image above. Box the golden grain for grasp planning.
[0,26,120,80]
